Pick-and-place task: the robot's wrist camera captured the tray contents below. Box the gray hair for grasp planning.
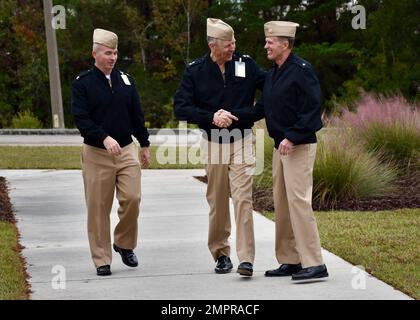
[207,36,219,45]
[277,36,295,49]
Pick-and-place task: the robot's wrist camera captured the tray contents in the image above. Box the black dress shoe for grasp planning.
[96,265,111,276]
[113,243,138,267]
[237,262,253,277]
[214,255,233,274]
[292,264,328,281]
[265,263,302,277]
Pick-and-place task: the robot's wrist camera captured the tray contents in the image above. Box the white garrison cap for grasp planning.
[264,21,300,38]
[207,18,234,41]
[93,28,118,49]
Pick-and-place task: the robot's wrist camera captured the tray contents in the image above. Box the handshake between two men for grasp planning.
[212,109,239,128]
[211,108,295,156]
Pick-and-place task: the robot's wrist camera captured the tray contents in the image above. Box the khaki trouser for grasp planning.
[272,143,324,268]
[201,134,255,264]
[81,143,141,268]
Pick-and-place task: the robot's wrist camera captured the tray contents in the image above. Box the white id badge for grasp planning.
[235,58,246,78]
[121,74,131,85]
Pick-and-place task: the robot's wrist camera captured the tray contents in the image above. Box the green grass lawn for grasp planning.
[0,146,203,169]
[0,221,29,299]
[263,208,420,299]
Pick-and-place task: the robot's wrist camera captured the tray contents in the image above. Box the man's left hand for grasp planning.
[140,147,151,168]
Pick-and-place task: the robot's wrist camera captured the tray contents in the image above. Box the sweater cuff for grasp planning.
[139,140,151,148]
[100,132,109,143]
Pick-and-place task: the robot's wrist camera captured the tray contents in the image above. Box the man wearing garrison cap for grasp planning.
[71,28,151,276]
[174,18,266,277]
[236,21,328,281]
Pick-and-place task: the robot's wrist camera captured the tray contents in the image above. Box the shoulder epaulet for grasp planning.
[292,57,310,69]
[241,54,252,59]
[188,57,204,68]
[75,69,91,80]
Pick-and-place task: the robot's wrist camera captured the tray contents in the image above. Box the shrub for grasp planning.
[253,119,397,210]
[10,110,42,129]
[252,122,275,212]
[362,122,420,170]
[313,134,397,208]
[253,120,274,189]
[142,99,174,128]
[0,102,14,128]
[337,94,420,169]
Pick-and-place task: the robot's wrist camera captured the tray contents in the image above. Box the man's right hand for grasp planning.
[103,136,122,156]
[213,109,238,128]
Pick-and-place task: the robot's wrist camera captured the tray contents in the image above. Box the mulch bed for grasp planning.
[0,177,15,223]
[196,174,420,212]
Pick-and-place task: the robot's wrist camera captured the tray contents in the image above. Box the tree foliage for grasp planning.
[0,0,418,128]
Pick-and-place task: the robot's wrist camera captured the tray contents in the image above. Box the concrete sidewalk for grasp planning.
[0,169,411,300]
